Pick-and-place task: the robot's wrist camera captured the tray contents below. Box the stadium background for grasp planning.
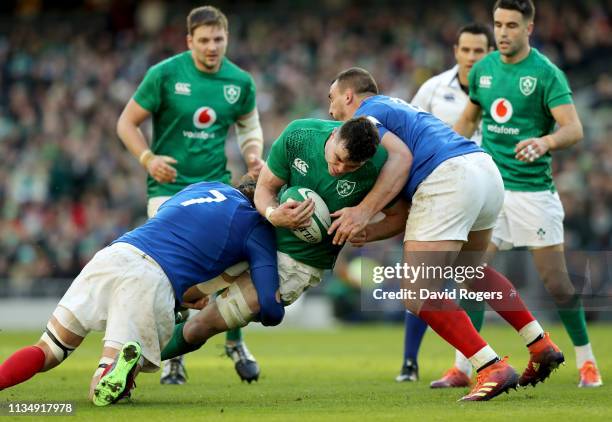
[0,0,610,328]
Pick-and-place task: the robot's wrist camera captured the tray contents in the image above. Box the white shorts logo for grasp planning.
[193,106,217,129]
[292,158,309,175]
[490,98,513,124]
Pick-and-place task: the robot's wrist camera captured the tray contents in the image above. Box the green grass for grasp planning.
[1,324,611,421]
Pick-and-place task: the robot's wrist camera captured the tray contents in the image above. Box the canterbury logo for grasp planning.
[479,75,492,88]
[292,158,309,175]
[175,82,191,95]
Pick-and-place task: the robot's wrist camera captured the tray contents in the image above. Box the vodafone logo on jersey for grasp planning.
[490,98,513,124]
[193,106,217,129]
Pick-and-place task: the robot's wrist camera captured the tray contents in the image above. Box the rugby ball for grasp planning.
[280,187,331,244]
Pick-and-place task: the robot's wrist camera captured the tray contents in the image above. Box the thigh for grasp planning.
[469,154,505,232]
[405,154,494,243]
[185,272,261,344]
[57,247,125,333]
[530,244,575,299]
[402,239,464,313]
[104,246,175,373]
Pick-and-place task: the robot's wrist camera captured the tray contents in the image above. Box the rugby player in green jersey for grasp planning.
[156,117,410,372]
[255,117,409,304]
[117,5,264,384]
[452,0,602,387]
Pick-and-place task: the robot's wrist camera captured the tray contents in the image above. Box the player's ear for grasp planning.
[186,34,193,49]
[526,21,534,36]
[345,89,354,105]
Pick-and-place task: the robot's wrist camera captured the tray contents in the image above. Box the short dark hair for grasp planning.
[457,23,495,49]
[236,174,257,205]
[338,117,380,163]
[187,5,228,35]
[493,0,535,21]
[333,68,379,96]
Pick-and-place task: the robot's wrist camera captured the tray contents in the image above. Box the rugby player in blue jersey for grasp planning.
[328,68,563,402]
[0,180,283,406]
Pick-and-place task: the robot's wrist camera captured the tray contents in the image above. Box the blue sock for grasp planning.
[403,311,428,365]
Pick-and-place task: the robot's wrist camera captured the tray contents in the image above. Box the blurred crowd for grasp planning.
[0,0,610,290]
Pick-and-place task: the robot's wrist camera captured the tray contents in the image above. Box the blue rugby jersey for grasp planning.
[114,181,283,325]
[355,95,482,199]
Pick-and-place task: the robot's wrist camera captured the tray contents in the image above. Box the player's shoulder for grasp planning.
[148,51,190,74]
[220,58,255,85]
[529,48,564,75]
[360,95,396,112]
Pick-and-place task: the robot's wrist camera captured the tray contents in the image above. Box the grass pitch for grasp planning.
[1,324,611,421]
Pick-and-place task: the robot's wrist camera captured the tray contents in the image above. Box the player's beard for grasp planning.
[499,39,526,59]
[196,52,221,72]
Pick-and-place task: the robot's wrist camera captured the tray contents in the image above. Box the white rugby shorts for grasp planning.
[57,242,175,372]
[404,152,504,242]
[277,252,324,305]
[492,190,565,249]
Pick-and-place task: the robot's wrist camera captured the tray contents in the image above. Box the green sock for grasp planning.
[460,298,485,331]
[557,294,589,347]
[160,322,204,361]
[226,327,243,343]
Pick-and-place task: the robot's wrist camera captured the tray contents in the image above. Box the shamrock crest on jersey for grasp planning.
[519,76,537,96]
[224,84,241,104]
[336,180,356,197]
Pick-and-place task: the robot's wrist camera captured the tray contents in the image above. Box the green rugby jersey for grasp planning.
[468,48,573,192]
[133,52,256,197]
[266,119,387,269]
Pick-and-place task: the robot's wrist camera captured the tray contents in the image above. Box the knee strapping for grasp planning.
[215,283,254,329]
[40,323,75,362]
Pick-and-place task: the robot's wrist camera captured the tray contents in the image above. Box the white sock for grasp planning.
[455,349,472,377]
[575,343,596,369]
[518,320,544,345]
[468,345,498,371]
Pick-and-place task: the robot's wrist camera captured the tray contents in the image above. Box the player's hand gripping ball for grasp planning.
[280,187,331,243]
